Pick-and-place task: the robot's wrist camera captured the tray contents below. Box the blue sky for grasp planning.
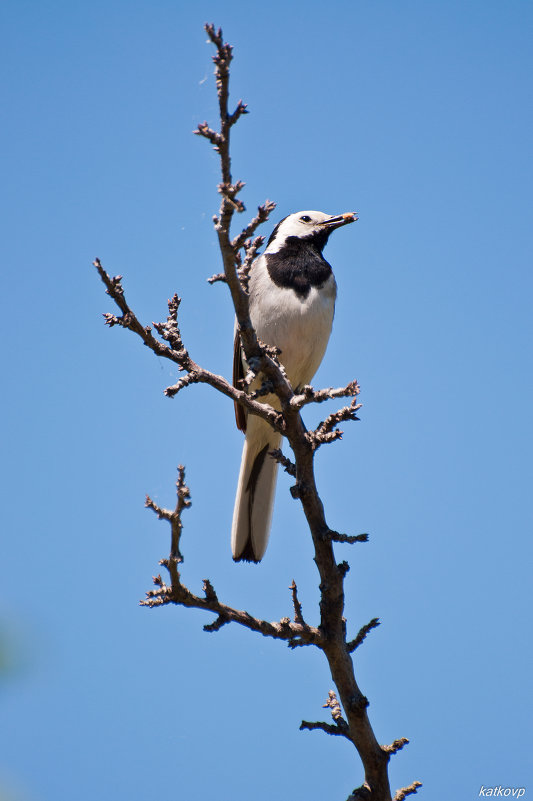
[1,1,532,799]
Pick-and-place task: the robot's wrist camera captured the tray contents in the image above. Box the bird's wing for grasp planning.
[233,328,247,433]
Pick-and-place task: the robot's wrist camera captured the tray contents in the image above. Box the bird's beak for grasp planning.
[320,212,358,229]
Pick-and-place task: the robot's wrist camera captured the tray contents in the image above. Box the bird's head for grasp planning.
[265,210,358,254]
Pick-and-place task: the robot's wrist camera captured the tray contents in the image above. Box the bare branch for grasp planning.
[289,580,305,625]
[202,578,218,603]
[193,121,223,148]
[323,690,348,725]
[291,379,360,410]
[95,260,173,357]
[203,24,238,188]
[144,577,323,646]
[203,614,230,633]
[142,469,324,648]
[146,465,191,565]
[231,200,277,251]
[152,294,188,355]
[94,259,285,433]
[207,271,227,285]
[237,235,264,292]
[347,619,381,653]
[301,690,350,741]
[300,719,351,739]
[329,531,369,545]
[308,398,362,450]
[164,372,201,398]
[270,448,296,477]
[227,98,249,126]
[196,27,295,416]
[393,782,423,801]
[382,738,409,756]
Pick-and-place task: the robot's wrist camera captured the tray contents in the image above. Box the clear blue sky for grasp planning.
[1,1,532,799]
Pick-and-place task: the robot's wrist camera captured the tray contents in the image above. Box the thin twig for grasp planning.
[270,449,296,477]
[382,738,409,756]
[238,235,264,292]
[308,398,362,449]
[347,619,381,653]
[289,580,305,624]
[300,719,351,738]
[329,531,369,545]
[300,691,350,739]
[231,201,276,251]
[207,272,227,285]
[393,782,423,801]
[291,380,360,410]
[145,466,191,564]
[323,690,348,726]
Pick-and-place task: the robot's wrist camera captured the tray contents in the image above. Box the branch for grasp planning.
[382,738,409,756]
[208,230,265,288]
[347,619,381,653]
[195,26,293,418]
[300,691,350,740]
[94,259,285,433]
[270,448,296,477]
[291,379,360,410]
[237,234,264,292]
[145,465,191,564]
[323,689,348,725]
[207,271,227,285]
[142,468,324,647]
[329,531,369,545]
[300,719,350,738]
[289,580,305,624]
[393,782,423,801]
[94,259,175,357]
[231,200,277,251]
[308,398,362,450]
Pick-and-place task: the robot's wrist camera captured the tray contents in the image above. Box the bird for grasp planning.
[231,209,357,562]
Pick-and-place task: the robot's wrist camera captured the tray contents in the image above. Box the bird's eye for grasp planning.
[300,215,311,223]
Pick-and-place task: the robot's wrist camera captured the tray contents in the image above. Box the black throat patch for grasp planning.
[265,235,333,299]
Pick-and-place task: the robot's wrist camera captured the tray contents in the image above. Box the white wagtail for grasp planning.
[231,210,358,562]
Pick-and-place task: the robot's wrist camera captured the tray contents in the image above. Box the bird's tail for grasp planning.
[231,418,281,562]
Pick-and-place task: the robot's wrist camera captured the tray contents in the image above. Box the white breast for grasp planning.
[248,256,337,389]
